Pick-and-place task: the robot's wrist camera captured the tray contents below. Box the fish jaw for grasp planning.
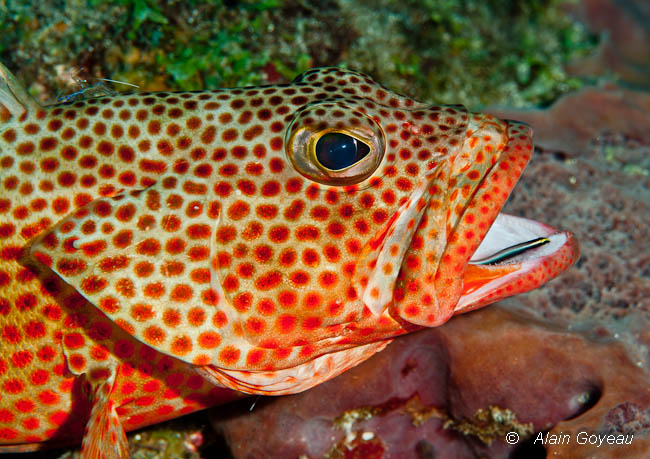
[355,116,575,327]
[412,119,538,324]
[457,214,580,312]
[399,119,579,324]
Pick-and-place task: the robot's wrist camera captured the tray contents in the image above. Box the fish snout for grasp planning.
[385,115,536,327]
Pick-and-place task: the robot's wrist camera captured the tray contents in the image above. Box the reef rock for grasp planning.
[490,86,650,154]
[564,0,650,89]
[489,80,650,375]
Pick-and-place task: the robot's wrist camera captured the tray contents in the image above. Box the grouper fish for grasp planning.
[0,63,579,457]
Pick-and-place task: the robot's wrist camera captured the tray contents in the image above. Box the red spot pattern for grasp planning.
[0,66,576,447]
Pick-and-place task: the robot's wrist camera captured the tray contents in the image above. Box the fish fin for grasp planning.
[79,365,129,459]
[197,339,391,395]
[291,67,430,109]
[0,61,40,120]
[30,182,242,365]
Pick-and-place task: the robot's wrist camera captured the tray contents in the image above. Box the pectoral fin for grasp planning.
[31,181,243,366]
[352,180,431,316]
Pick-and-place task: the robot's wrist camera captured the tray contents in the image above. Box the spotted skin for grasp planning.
[0,64,578,456]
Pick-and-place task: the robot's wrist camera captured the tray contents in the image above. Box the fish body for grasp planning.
[0,64,578,456]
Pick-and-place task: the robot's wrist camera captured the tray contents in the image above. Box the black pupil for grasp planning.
[315,133,370,171]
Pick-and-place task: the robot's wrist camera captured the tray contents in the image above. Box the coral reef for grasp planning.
[336,0,595,108]
[0,0,594,108]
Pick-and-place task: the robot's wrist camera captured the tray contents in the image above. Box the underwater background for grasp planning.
[1,0,648,457]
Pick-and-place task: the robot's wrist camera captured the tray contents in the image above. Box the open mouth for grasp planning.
[458,212,579,312]
[353,116,579,326]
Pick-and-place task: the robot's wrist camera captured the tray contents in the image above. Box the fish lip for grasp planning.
[362,118,536,326]
[456,212,580,311]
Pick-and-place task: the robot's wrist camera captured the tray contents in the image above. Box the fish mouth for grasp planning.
[386,118,538,326]
[354,116,579,327]
[457,212,579,312]
[438,118,579,319]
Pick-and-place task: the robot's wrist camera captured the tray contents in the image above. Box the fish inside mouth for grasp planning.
[469,213,568,266]
[458,212,577,311]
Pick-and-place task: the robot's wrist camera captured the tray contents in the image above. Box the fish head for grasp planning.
[206,68,579,361]
[31,68,578,394]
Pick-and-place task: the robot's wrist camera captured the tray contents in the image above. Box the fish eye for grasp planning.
[285,101,385,186]
[315,132,370,171]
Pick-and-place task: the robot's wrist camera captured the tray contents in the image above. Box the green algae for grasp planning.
[0,0,596,108]
[337,0,597,108]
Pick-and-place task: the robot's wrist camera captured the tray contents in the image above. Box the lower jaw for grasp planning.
[456,213,579,312]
